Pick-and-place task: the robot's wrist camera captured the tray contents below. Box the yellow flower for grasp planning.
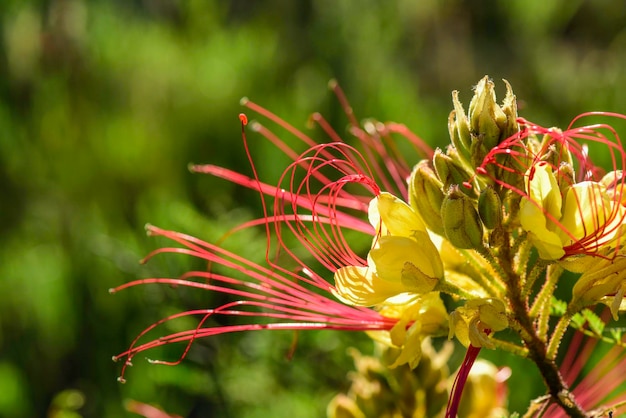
[368,293,448,369]
[448,298,508,348]
[333,192,444,306]
[520,162,625,260]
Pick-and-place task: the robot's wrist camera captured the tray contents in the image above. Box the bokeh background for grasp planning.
[2,1,626,417]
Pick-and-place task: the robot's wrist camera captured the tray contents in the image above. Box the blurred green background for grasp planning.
[2,1,626,417]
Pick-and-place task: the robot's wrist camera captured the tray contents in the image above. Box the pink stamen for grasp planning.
[111,226,396,380]
[446,344,483,418]
[114,84,435,382]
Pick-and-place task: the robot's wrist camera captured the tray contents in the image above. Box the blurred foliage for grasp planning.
[1,0,626,417]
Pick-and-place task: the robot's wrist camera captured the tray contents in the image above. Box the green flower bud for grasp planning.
[469,76,508,151]
[408,160,445,235]
[499,79,519,142]
[449,90,472,164]
[477,186,502,229]
[441,186,484,249]
[433,148,475,196]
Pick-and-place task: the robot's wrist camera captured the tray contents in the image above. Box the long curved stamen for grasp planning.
[112,108,409,382]
[111,226,397,381]
[477,113,626,259]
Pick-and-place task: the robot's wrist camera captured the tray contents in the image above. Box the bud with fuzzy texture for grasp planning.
[478,186,502,229]
[409,160,445,236]
[449,90,472,164]
[433,148,474,195]
[441,186,484,249]
[469,76,508,150]
[499,79,520,143]
[469,77,522,177]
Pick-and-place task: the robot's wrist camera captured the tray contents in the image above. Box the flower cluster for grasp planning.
[113,77,626,417]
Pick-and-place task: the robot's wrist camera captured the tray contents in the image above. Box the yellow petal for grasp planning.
[369,234,443,283]
[519,198,565,260]
[332,266,406,306]
[519,162,567,259]
[373,192,426,236]
[526,163,562,218]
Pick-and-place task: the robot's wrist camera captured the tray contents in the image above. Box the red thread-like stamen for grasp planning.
[477,113,626,259]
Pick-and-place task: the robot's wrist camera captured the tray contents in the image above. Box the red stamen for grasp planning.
[477,113,626,259]
[446,344,483,418]
[111,227,396,381]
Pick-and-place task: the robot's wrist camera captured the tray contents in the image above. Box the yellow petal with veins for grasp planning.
[371,192,426,237]
[332,266,406,306]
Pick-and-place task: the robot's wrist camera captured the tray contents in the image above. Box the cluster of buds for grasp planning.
[410,76,519,252]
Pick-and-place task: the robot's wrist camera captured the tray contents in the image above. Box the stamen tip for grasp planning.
[144,224,155,236]
[239,96,249,106]
[327,79,338,90]
[108,288,116,294]
[117,376,127,384]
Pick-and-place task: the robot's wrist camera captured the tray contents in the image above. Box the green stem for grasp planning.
[491,337,528,357]
[457,248,506,297]
[475,246,509,293]
[513,236,532,282]
[522,260,549,298]
[505,258,586,417]
[547,313,572,361]
[532,265,562,342]
[437,281,476,300]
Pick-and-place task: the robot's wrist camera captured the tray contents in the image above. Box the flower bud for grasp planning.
[477,186,502,229]
[468,76,507,151]
[449,90,472,164]
[408,161,445,236]
[499,79,519,142]
[433,148,473,193]
[441,186,484,249]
